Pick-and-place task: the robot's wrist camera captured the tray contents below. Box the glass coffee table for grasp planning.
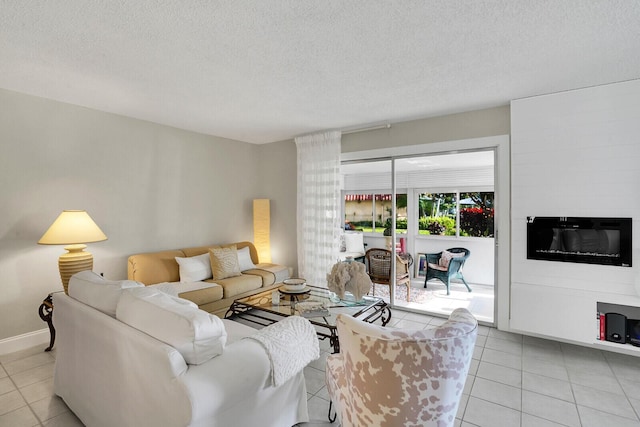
[225,285,391,353]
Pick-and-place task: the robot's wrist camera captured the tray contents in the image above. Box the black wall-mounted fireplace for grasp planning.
[527,217,632,267]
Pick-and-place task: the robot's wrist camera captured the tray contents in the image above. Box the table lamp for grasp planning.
[38,210,108,294]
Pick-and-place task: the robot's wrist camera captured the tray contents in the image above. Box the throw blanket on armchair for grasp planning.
[246,316,320,386]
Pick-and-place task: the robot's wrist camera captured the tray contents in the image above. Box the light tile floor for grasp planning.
[2,308,640,426]
[381,280,495,324]
[300,309,640,427]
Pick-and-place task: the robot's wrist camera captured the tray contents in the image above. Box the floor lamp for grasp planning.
[38,210,108,294]
[253,199,271,263]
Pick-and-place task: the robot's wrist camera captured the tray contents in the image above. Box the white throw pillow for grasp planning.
[68,270,144,317]
[116,287,227,365]
[344,232,365,254]
[175,253,212,282]
[237,246,257,271]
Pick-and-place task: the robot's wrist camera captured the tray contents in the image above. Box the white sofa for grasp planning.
[53,271,318,427]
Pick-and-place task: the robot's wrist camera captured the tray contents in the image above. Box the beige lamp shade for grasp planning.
[253,199,271,263]
[38,210,108,294]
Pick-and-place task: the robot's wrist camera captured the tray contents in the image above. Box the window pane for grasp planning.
[417,193,457,235]
[381,194,407,235]
[344,194,373,231]
[396,194,407,233]
[460,192,494,237]
[375,194,392,233]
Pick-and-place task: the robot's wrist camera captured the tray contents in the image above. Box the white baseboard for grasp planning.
[0,328,50,355]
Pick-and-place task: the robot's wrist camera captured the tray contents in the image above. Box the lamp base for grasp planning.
[59,244,94,294]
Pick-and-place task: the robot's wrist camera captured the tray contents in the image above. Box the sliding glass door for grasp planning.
[341,149,496,323]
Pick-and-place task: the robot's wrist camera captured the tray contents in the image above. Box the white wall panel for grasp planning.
[510,79,640,354]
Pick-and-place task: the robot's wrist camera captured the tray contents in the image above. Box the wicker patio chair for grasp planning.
[364,248,411,301]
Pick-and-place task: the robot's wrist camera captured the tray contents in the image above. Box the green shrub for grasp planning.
[419,216,456,235]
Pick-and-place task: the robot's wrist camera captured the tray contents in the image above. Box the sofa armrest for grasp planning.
[128,250,186,285]
[53,293,191,427]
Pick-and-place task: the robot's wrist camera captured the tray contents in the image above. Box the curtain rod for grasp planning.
[342,123,391,135]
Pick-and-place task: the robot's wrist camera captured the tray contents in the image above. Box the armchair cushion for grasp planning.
[427,262,448,272]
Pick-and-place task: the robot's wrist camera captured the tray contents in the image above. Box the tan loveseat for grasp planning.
[128,241,290,316]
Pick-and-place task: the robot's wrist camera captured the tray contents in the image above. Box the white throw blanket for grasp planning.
[246,316,320,387]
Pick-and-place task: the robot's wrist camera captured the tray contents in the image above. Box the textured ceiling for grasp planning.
[1,1,639,144]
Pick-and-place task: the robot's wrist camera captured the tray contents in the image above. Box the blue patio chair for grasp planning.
[423,247,471,295]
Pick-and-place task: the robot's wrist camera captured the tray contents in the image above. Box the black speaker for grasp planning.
[627,319,640,347]
[605,313,627,344]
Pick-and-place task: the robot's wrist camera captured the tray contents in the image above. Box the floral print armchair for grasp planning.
[325,308,477,426]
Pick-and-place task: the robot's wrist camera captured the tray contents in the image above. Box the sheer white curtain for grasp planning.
[295,131,342,286]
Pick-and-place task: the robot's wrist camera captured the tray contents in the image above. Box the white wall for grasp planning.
[341,106,510,154]
[0,95,510,348]
[254,140,298,272]
[0,88,298,345]
[510,79,640,354]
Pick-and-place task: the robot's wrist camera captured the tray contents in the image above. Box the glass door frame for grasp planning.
[341,145,501,326]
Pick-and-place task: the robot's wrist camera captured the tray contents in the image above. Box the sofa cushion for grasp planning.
[149,282,224,307]
[68,270,144,317]
[178,284,224,306]
[116,287,227,365]
[175,253,212,282]
[237,246,257,271]
[242,263,290,287]
[210,246,242,280]
[215,274,262,299]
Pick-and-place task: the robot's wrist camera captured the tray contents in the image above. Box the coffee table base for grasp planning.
[225,290,391,353]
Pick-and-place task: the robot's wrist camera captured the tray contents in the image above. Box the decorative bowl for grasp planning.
[283,278,307,291]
